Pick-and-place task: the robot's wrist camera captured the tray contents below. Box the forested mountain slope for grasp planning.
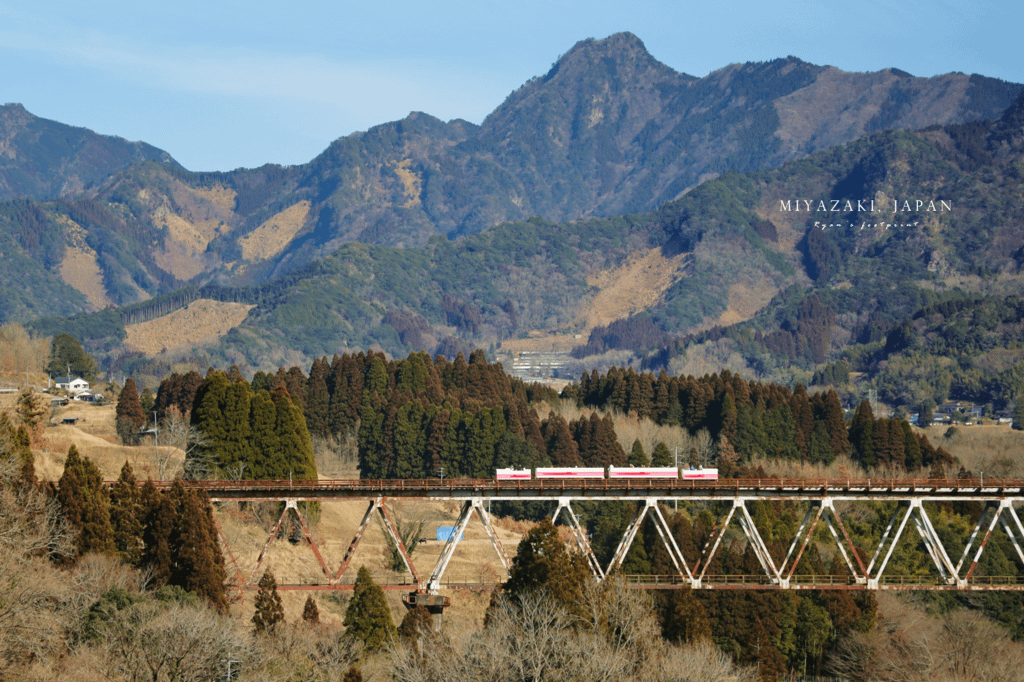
[0,103,180,201]
[29,89,1024,406]
[1,33,1020,319]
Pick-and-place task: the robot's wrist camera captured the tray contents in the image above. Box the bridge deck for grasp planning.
[147,477,1024,502]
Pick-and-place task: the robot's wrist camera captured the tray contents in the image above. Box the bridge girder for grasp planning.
[166,479,1024,594]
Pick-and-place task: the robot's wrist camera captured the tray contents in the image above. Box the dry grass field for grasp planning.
[922,423,1024,478]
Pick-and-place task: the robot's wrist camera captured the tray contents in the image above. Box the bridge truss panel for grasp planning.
[171,479,1024,593]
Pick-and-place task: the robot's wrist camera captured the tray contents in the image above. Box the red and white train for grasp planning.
[496,466,718,480]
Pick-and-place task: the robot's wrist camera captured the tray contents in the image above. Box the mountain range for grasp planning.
[4,33,1024,412]
[1,33,1020,321]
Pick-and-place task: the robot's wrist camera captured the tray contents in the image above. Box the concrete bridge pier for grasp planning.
[402,592,451,631]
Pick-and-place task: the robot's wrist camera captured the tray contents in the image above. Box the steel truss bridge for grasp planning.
[153,478,1024,594]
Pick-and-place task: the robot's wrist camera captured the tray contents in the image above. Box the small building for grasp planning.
[54,375,90,395]
[61,417,78,426]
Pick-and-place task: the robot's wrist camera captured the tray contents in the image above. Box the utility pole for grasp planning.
[673,445,681,511]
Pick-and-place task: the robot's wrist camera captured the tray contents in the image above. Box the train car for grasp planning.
[535,467,605,479]
[496,468,532,480]
[607,466,679,479]
[681,467,719,480]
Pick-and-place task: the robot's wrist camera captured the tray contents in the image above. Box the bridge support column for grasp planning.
[402,592,452,632]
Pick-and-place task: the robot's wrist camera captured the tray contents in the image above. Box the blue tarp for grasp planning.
[436,526,464,541]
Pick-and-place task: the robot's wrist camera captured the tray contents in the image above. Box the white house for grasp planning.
[54,375,90,394]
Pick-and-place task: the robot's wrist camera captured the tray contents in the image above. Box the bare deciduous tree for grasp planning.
[147,408,209,480]
[0,453,78,675]
[387,585,754,682]
[829,607,1024,682]
[0,323,48,375]
[375,501,426,573]
[100,601,242,682]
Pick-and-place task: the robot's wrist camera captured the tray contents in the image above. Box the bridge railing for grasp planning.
[140,477,1024,495]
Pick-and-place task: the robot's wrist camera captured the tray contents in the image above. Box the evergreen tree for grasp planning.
[848,400,876,466]
[253,569,285,633]
[628,439,649,466]
[155,370,203,421]
[272,387,318,480]
[302,596,321,625]
[918,400,934,429]
[57,445,115,558]
[15,387,47,433]
[501,518,591,619]
[168,481,228,612]
[116,378,146,446]
[117,380,142,420]
[790,384,814,460]
[109,462,144,565]
[139,387,155,417]
[249,390,281,479]
[542,413,580,466]
[141,479,176,587]
[2,414,36,481]
[305,358,331,438]
[47,333,97,381]
[820,390,849,458]
[651,442,673,467]
[807,421,834,464]
[398,605,433,643]
[190,371,230,469]
[343,566,397,650]
[220,379,254,471]
[662,588,712,644]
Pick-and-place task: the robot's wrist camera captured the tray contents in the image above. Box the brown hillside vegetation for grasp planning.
[238,200,312,261]
[124,299,255,356]
[57,217,114,309]
[582,247,689,332]
[59,247,112,310]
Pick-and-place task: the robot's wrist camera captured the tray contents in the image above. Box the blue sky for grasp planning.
[3,0,1019,172]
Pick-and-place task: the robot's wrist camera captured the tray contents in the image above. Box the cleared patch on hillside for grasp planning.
[152,205,228,281]
[238,201,311,261]
[56,216,112,309]
[392,159,422,208]
[159,212,217,254]
[124,299,255,356]
[191,185,237,214]
[59,245,112,310]
[710,280,780,328]
[581,247,689,331]
[152,236,207,281]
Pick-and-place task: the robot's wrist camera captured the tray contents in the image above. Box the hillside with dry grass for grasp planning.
[123,299,255,356]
